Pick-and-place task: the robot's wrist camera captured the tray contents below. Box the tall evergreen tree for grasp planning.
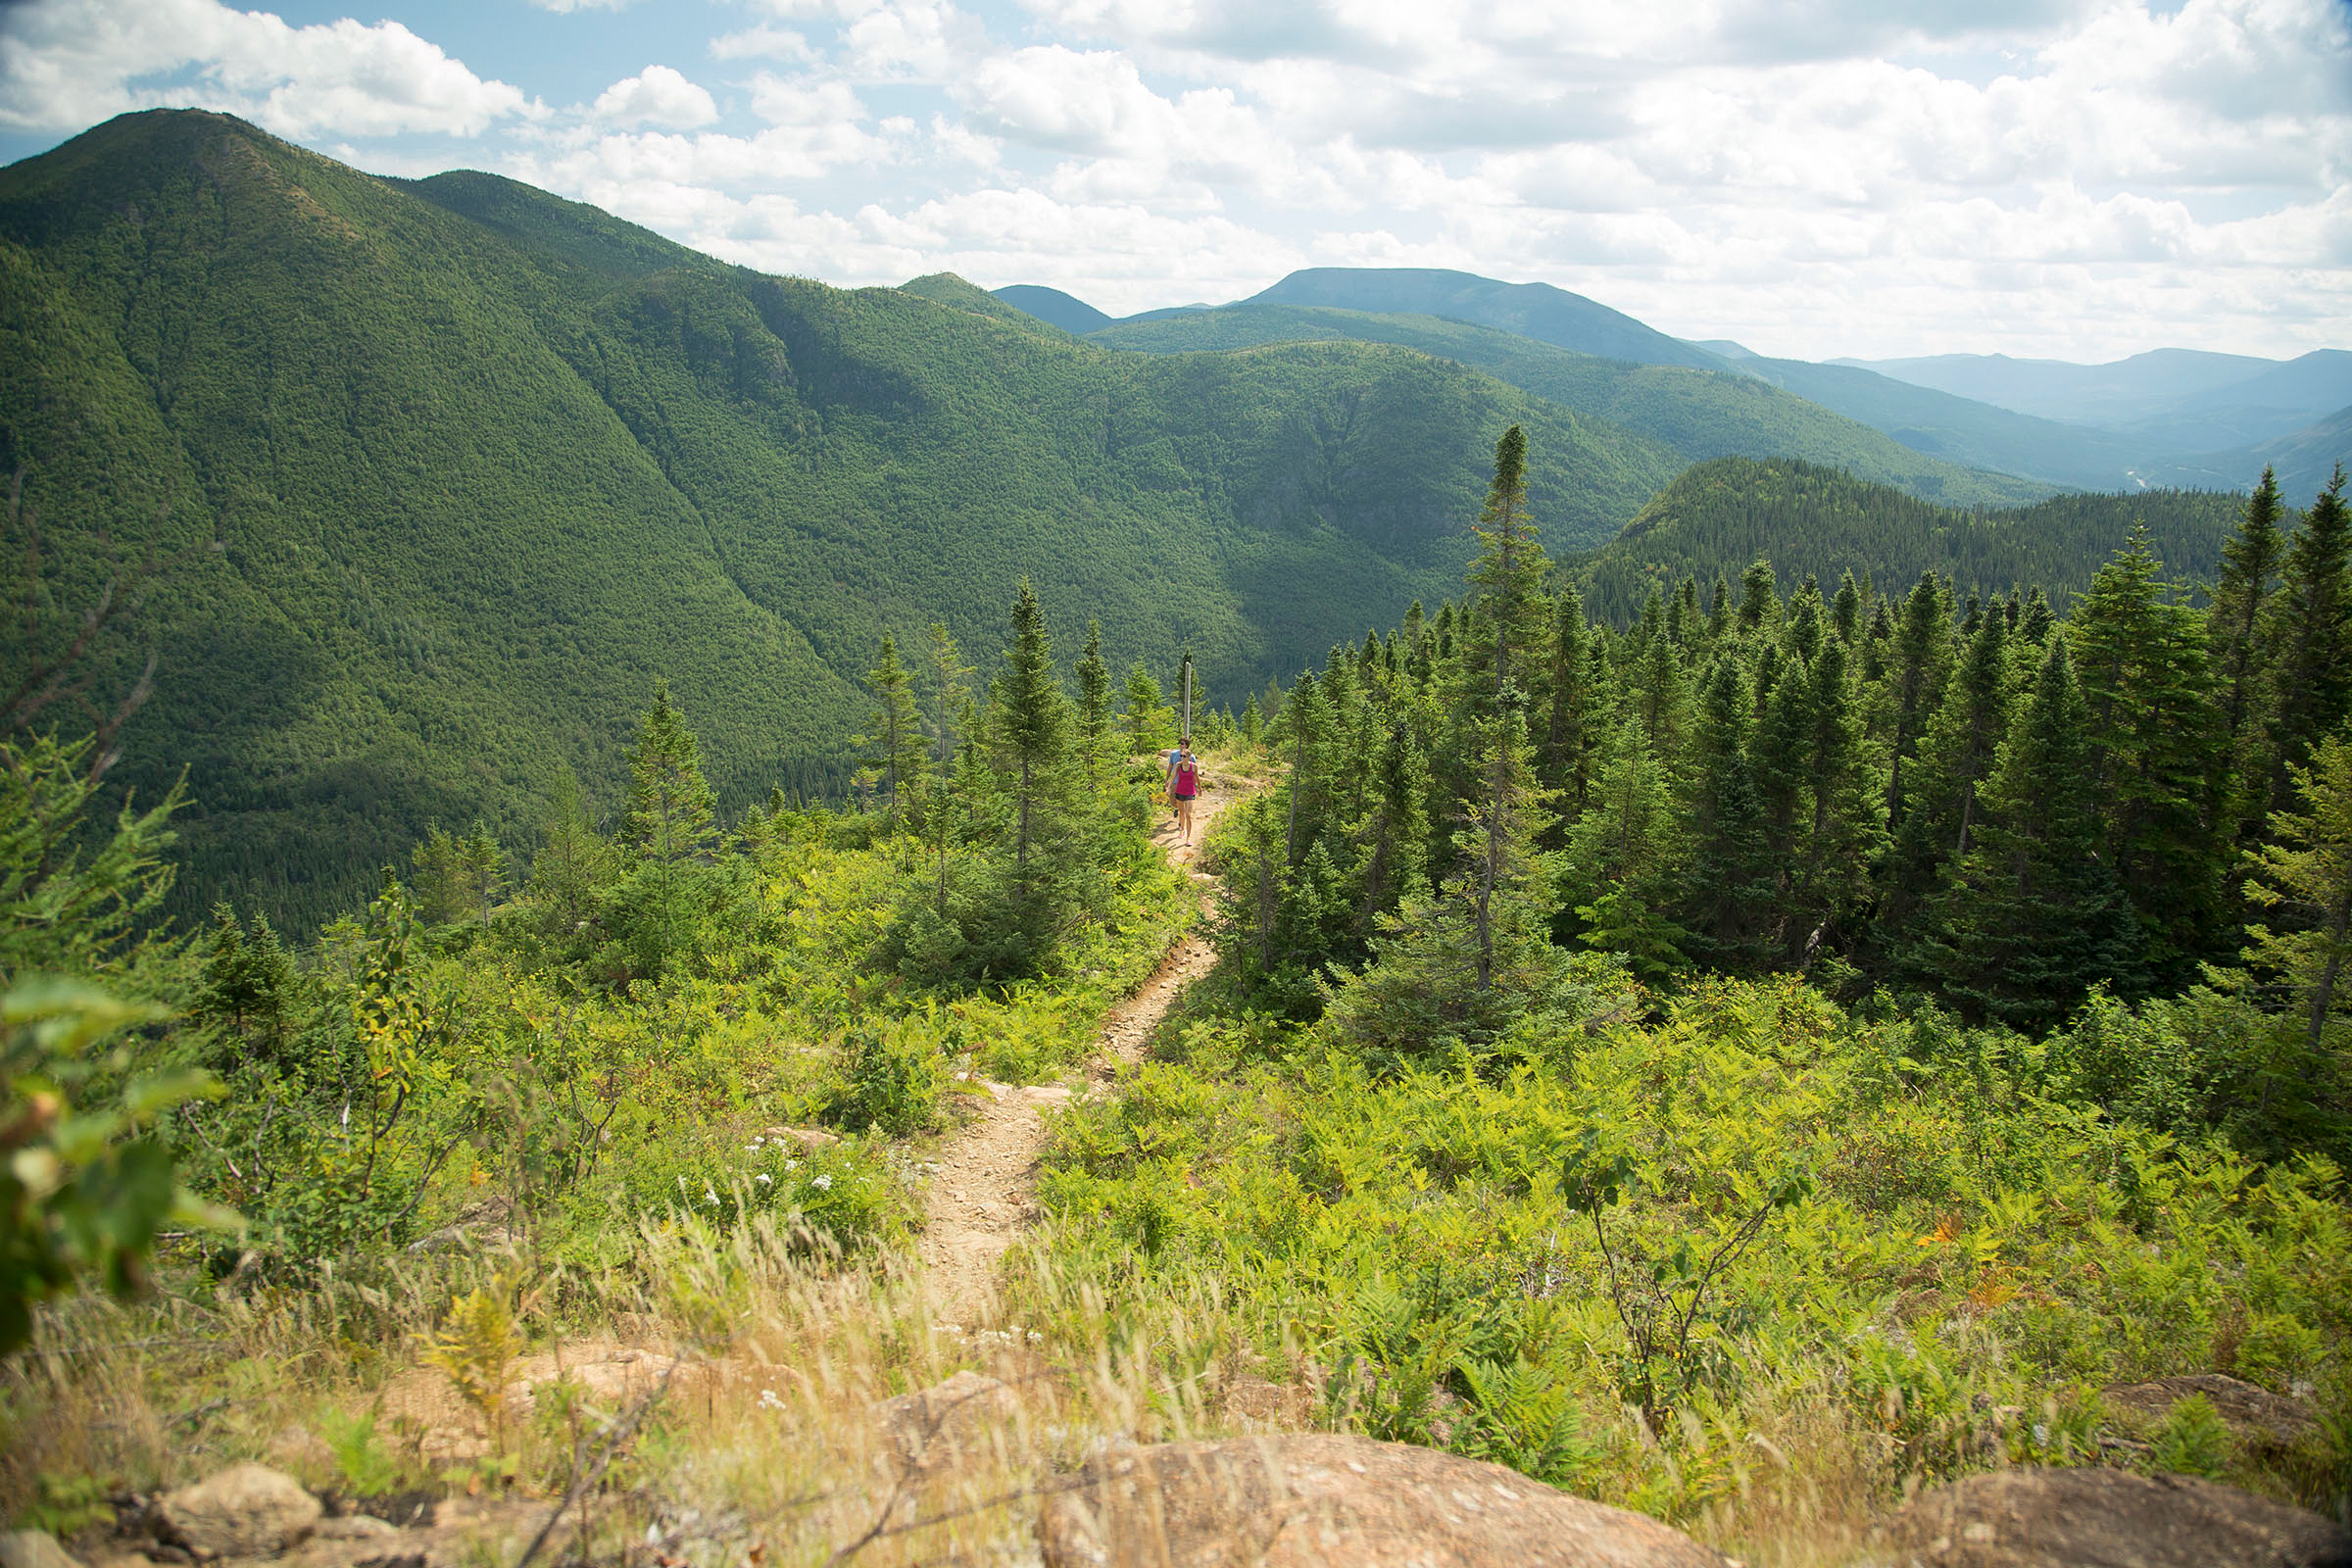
[1884,572,1954,827]
[994,581,1068,887]
[1886,609,2011,935]
[922,624,973,920]
[624,683,715,867]
[1921,641,2142,1030]
[1464,425,1551,701]
[2243,731,2352,1057]
[1122,662,1176,756]
[1074,619,1112,787]
[861,632,928,838]
[2264,466,2352,818]
[2069,529,2223,977]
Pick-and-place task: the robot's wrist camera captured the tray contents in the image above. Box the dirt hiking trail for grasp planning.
[916,770,1240,1325]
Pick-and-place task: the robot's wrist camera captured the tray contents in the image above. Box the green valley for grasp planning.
[0,110,1682,927]
[1087,302,2058,508]
[1575,457,2245,620]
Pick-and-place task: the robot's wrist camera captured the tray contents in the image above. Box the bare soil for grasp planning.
[915,774,1236,1326]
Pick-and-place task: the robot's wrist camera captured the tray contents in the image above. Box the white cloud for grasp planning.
[590,65,718,129]
[710,24,817,63]
[0,0,537,136]
[528,0,635,12]
[3,0,2345,359]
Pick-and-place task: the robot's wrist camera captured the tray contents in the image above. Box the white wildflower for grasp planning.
[756,1173,772,1185]
[706,1188,720,1206]
[812,1173,833,1191]
[757,1388,787,1412]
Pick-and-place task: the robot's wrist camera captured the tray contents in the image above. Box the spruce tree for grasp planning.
[922,624,973,919]
[2211,468,2285,739]
[1737,559,1778,632]
[625,682,717,866]
[1564,714,1689,978]
[1682,659,1777,967]
[1074,620,1112,786]
[1886,609,2011,937]
[2068,529,2223,978]
[528,764,612,940]
[861,632,927,839]
[2243,731,2352,1055]
[2264,466,2352,817]
[623,682,718,969]
[1792,636,1882,957]
[1884,571,1954,828]
[1922,641,2142,1031]
[1122,663,1175,756]
[994,580,1068,886]
[1465,425,1551,701]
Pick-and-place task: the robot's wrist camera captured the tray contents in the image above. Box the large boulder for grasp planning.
[1867,1466,2352,1567]
[155,1465,322,1559]
[1037,1433,1728,1568]
[0,1533,83,1568]
[2102,1374,2320,1455]
[872,1369,1026,1474]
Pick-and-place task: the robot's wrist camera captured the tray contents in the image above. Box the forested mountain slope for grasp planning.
[2137,405,2352,503]
[0,110,1683,928]
[1244,267,1726,369]
[1727,354,2146,490]
[1087,303,2053,507]
[1576,458,2244,619]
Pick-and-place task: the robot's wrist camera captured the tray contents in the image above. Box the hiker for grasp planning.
[1165,736,1200,844]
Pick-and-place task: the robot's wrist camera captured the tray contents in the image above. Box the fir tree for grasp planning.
[1465,425,1551,701]
[1564,714,1689,978]
[2211,467,2286,745]
[623,682,718,967]
[1884,571,1954,827]
[994,580,1067,886]
[1074,620,1112,787]
[2068,529,2223,978]
[624,682,717,867]
[1122,662,1175,756]
[2263,466,2352,819]
[922,624,973,920]
[1922,641,2142,1031]
[861,632,927,838]
[2243,731,2352,1056]
[1886,609,2012,936]
[527,765,612,942]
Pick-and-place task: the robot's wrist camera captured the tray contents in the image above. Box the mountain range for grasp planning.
[1003,279,2350,500]
[0,112,1686,925]
[1,109,2324,928]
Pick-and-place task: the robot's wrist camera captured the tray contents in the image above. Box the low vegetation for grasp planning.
[0,432,2345,1565]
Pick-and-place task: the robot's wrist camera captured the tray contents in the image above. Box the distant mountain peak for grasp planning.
[991,284,1113,334]
[1241,268,1727,372]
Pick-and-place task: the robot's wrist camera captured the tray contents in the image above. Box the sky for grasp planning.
[1,0,2347,363]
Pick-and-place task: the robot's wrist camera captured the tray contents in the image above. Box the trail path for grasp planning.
[917,773,1238,1326]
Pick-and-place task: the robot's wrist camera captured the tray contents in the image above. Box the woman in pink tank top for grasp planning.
[1166,736,1200,845]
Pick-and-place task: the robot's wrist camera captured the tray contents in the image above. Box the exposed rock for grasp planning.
[2103,1374,2320,1454]
[276,1499,575,1568]
[1,1532,85,1568]
[1037,1433,1729,1568]
[764,1126,838,1149]
[873,1369,1026,1474]
[376,1339,718,1464]
[1867,1466,2352,1567]
[155,1466,322,1560]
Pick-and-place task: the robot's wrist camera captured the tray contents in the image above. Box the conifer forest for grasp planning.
[3,111,2351,1568]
